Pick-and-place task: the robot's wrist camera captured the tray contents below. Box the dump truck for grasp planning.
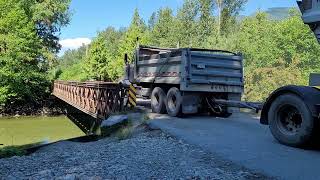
[125,0,320,148]
[260,0,320,147]
[124,47,250,117]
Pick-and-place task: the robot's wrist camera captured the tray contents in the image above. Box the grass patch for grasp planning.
[0,146,26,158]
[100,117,132,137]
[115,118,134,140]
[141,114,151,125]
[115,126,133,140]
[0,142,41,159]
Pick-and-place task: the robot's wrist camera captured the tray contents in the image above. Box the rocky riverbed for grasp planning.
[0,125,271,179]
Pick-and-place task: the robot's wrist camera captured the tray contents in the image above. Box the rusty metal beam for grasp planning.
[53,81,125,120]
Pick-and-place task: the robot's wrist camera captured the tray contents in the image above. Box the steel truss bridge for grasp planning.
[52,81,127,134]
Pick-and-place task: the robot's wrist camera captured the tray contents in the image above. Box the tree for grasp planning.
[215,0,248,35]
[151,8,176,47]
[0,0,70,108]
[109,9,150,80]
[233,11,320,101]
[53,45,88,81]
[197,0,215,47]
[31,0,71,54]
[175,0,199,47]
[148,12,157,30]
[272,11,320,70]
[119,9,148,60]
[235,13,277,67]
[84,27,123,81]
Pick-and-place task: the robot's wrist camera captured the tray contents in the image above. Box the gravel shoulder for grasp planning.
[0,123,271,179]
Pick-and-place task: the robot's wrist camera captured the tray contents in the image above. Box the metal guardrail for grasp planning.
[53,81,125,120]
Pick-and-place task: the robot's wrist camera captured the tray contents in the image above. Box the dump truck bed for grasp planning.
[134,46,244,94]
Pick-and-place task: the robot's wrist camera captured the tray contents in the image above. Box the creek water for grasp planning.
[0,116,84,147]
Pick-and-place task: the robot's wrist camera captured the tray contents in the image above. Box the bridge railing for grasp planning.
[53,80,125,120]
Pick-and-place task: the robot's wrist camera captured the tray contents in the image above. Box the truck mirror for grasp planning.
[124,54,128,65]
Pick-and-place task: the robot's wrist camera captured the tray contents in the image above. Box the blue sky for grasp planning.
[59,0,297,52]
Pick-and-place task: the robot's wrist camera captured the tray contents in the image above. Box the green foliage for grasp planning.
[58,62,87,81]
[115,126,133,140]
[56,0,320,102]
[31,0,71,54]
[52,45,87,81]
[233,11,320,100]
[175,0,199,47]
[85,27,123,81]
[197,0,215,47]
[118,9,149,62]
[0,0,70,108]
[150,8,176,47]
[215,0,248,35]
[0,142,42,159]
[0,146,27,158]
[244,59,306,102]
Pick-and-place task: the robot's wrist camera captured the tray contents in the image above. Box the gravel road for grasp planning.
[0,125,270,179]
[148,113,320,180]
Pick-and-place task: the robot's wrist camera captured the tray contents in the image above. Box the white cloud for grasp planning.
[59,37,91,50]
[58,37,91,56]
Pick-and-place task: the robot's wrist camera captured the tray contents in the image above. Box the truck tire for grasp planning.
[151,87,166,114]
[268,93,315,147]
[166,87,182,117]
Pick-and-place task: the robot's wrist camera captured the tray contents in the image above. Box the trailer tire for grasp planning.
[268,93,314,147]
[151,87,167,114]
[166,87,182,117]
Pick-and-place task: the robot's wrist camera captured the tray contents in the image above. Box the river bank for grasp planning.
[0,97,63,117]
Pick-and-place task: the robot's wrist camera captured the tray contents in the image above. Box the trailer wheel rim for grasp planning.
[154,94,160,105]
[276,104,302,135]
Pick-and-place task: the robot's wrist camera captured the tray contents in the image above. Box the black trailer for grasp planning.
[260,0,320,147]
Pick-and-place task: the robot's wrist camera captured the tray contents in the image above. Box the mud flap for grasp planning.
[182,94,200,114]
[309,73,320,86]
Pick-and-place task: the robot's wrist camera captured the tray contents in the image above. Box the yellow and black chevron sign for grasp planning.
[128,84,137,107]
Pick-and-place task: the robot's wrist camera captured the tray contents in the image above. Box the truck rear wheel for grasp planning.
[268,93,314,147]
[166,87,182,117]
[151,87,166,114]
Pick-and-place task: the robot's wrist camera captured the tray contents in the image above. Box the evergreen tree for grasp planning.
[176,0,199,47]
[104,9,150,80]
[148,12,157,30]
[197,0,215,47]
[84,27,123,81]
[215,0,248,35]
[151,8,176,47]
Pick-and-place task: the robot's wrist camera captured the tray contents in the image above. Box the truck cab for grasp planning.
[260,0,320,147]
